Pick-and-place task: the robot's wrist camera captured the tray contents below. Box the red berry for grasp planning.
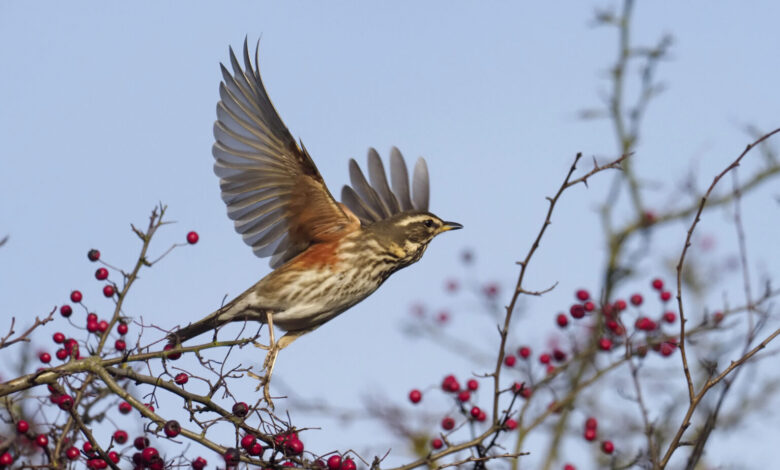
[141,447,159,464]
[58,394,74,410]
[663,311,676,323]
[113,430,128,444]
[614,299,627,310]
[518,346,531,358]
[163,343,181,360]
[441,374,460,393]
[186,231,199,244]
[108,451,120,463]
[88,249,101,261]
[539,353,551,364]
[16,420,29,433]
[70,290,83,303]
[546,364,556,374]
[585,417,598,430]
[470,406,481,418]
[340,458,356,470]
[66,446,80,460]
[87,313,98,323]
[504,354,517,367]
[95,268,108,280]
[36,434,49,447]
[327,455,342,470]
[97,320,109,332]
[584,428,597,441]
[115,339,126,351]
[660,342,676,356]
[466,379,479,391]
[53,332,65,344]
[570,304,585,319]
[39,352,51,364]
[630,294,643,306]
[445,279,459,293]
[564,464,576,470]
[83,441,94,453]
[144,402,155,412]
[286,438,304,455]
[601,440,614,454]
[117,322,128,335]
[556,313,569,327]
[249,442,263,456]
[408,389,422,404]
[134,436,149,450]
[584,301,596,312]
[232,402,249,417]
[241,434,256,450]
[512,382,525,394]
[0,452,13,466]
[88,459,107,469]
[192,457,207,470]
[223,448,239,465]
[87,320,99,333]
[651,278,664,290]
[119,401,132,414]
[174,373,189,385]
[164,420,181,438]
[552,348,567,362]
[431,438,443,449]
[102,285,115,297]
[441,416,455,430]
[457,390,471,402]
[598,338,613,351]
[483,283,499,298]
[660,290,672,302]
[505,418,518,430]
[520,386,533,399]
[60,305,73,317]
[149,457,164,470]
[576,289,590,301]
[635,317,652,331]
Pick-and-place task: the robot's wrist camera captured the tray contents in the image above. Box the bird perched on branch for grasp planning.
[169,40,461,405]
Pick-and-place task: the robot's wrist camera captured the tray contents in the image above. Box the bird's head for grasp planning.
[370,211,462,264]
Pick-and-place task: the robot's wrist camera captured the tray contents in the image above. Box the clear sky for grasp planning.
[1,2,779,468]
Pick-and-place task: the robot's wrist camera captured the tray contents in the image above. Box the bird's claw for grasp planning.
[247,343,280,409]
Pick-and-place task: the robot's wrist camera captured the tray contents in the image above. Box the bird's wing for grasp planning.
[213,40,359,268]
[341,147,430,224]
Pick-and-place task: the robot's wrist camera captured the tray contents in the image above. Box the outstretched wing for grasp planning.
[341,147,430,224]
[213,39,358,268]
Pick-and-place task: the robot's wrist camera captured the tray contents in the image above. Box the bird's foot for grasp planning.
[247,369,274,409]
[247,343,281,409]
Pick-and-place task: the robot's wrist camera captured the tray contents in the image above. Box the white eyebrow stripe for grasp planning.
[394,215,435,227]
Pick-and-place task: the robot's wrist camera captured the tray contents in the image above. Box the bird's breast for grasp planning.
[253,236,399,330]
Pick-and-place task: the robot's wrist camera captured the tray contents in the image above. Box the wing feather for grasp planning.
[341,147,431,224]
[213,39,359,267]
[412,157,430,211]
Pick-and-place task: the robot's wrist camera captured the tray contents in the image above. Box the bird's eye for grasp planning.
[424,219,434,228]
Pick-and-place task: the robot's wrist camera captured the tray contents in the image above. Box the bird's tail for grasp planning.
[166,296,267,344]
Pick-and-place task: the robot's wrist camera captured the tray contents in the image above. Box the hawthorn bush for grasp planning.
[2,2,779,470]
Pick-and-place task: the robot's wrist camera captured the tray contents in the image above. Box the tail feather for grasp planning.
[167,297,268,344]
[167,311,226,344]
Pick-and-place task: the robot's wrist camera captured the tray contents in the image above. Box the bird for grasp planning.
[169,39,461,404]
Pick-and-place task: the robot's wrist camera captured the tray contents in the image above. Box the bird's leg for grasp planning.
[252,323,318,408]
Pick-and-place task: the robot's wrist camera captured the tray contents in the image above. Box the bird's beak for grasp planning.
[438,221,463,233]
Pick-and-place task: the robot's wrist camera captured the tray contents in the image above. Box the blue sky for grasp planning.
[2,2,779,468]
